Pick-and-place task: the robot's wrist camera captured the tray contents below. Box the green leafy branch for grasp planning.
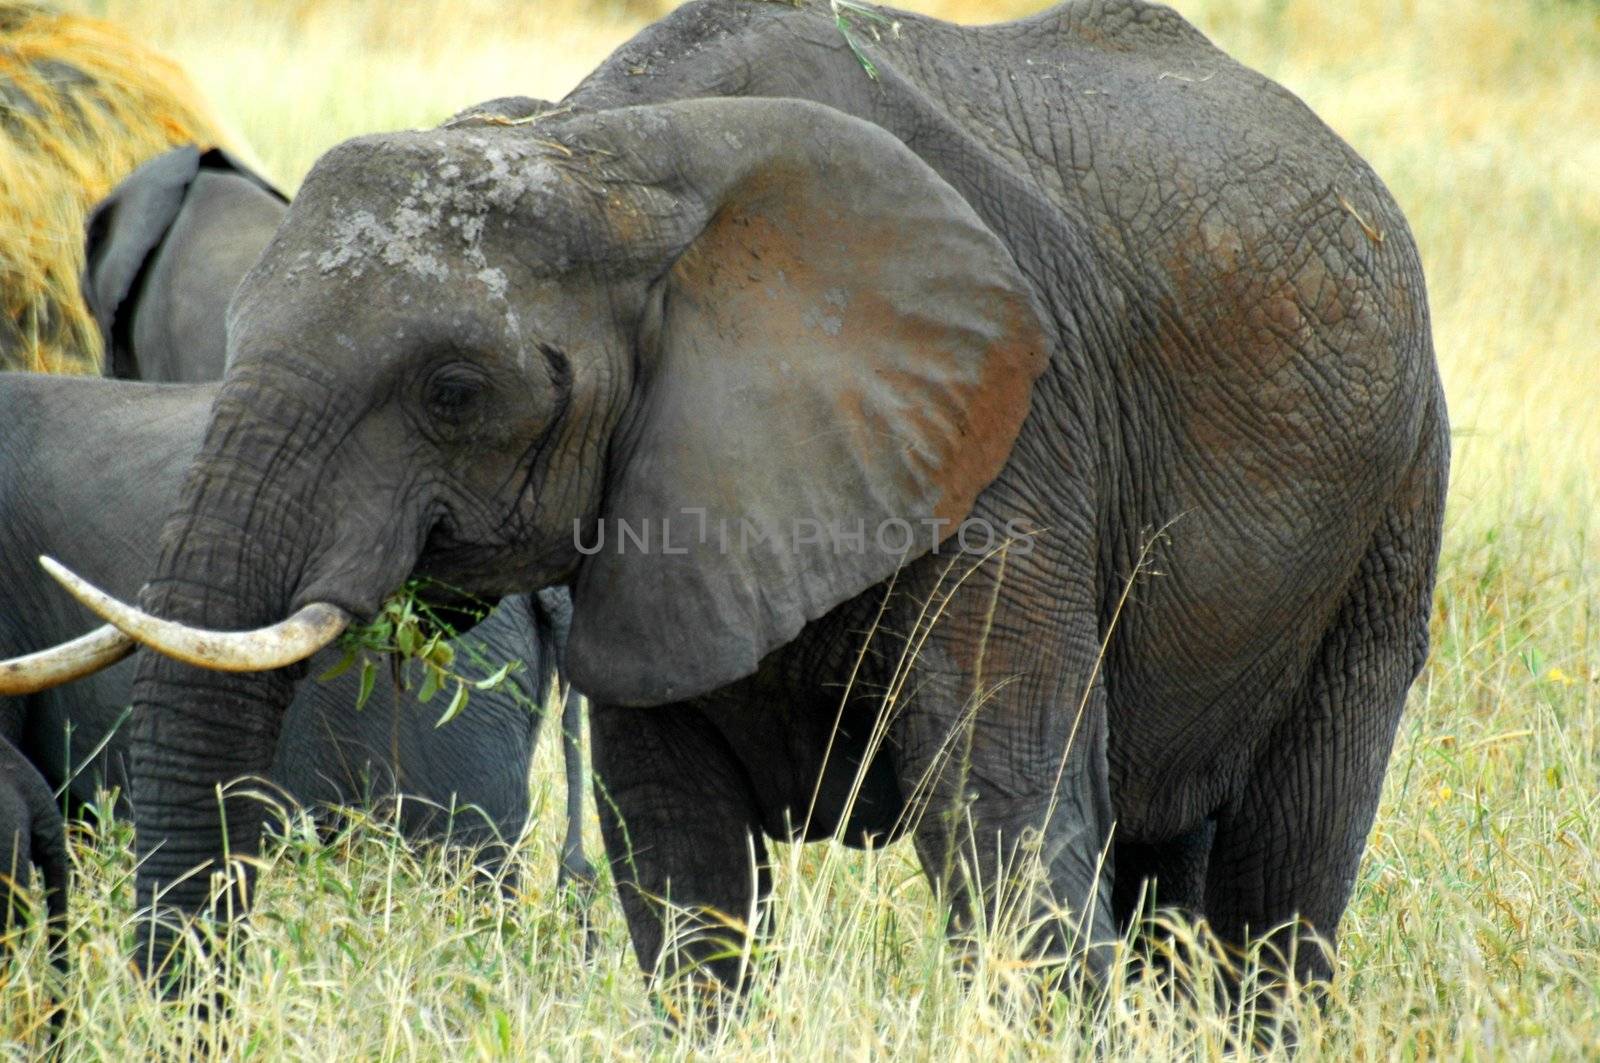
[320,580,519,727]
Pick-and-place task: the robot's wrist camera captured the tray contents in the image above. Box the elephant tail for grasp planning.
[528,587,574,709]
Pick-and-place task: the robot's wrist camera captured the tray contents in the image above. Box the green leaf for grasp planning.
[834,14,878,80]
[317,646,358,682]
[356,659,377,711]
[436,681,470,727]
[417,664,442,703]
[473,662,515,691]
[396,622,419,657]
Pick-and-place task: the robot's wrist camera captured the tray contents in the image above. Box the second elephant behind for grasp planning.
[0,372,580,869]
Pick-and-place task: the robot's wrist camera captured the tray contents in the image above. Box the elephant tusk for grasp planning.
[0,624,135,695]
[39,556,351,673]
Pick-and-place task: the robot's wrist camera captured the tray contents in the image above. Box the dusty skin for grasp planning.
[1,0,1595,1058]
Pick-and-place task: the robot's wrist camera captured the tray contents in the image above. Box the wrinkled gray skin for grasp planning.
[81,146,288,383]
[127,0,1446,996]
[0,374,566,867]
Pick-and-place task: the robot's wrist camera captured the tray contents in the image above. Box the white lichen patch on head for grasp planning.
[316,194,448,283]
[802,304,844,337]
[469,136,563,213]
[451,211,485,246]
[313,131,564,313]
[477,266,509,300]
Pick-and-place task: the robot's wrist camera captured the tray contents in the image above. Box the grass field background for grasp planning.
[4,0,1597,1056]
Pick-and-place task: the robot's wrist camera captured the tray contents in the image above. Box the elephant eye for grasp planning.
[425,363,488,426]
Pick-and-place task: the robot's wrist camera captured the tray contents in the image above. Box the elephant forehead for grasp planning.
[288,130,588,291]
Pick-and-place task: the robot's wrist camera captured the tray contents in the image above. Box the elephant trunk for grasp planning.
[129,645,298,970]
[125,365,351,973]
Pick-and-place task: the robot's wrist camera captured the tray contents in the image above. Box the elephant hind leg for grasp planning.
[1201,446,1444,987]
[589,700,770,995]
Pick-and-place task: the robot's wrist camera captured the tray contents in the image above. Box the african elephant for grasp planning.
[0,379,588,930]
[43,0,1446,993]
[81,145,288,383]
[75,116,594,888]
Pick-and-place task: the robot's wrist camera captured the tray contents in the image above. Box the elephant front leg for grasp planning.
[589,700,770,996]
[890,557,1119,987]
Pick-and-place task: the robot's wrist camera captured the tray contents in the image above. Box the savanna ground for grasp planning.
[3,0,1597,1056]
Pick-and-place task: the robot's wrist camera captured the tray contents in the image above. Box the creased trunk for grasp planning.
[126,369,327,973]
[129,650,297,970]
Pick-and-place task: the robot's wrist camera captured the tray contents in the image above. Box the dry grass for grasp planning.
[3,0,1596,1057]
[0,2,234,373]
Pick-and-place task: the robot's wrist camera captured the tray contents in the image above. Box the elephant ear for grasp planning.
[195,147,284,200]
[82,146,283,377]
[82,146,201,375]
[566,98,1050,707]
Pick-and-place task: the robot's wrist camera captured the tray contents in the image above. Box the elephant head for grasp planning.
[46,97,1048,961]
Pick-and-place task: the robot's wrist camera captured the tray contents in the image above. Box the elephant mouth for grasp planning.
[396,576,505,641]
[411,510,569,602]
[413,520,489,583]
